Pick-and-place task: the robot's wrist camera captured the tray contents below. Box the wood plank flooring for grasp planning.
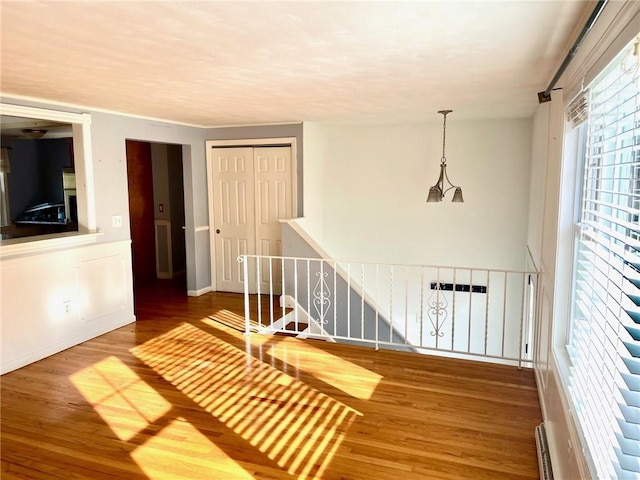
[1,280,542,479]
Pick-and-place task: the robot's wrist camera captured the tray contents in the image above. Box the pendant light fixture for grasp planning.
[426,110,463,203]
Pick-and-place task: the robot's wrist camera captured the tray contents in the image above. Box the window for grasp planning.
[568,40,640,479]
[0,104,95,248]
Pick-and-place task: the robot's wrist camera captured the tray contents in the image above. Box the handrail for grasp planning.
[239,253,540,276]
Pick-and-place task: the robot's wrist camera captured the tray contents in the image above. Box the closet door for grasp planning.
[211,147,256,293]
[254,146,293,293]
[210,145,294,294]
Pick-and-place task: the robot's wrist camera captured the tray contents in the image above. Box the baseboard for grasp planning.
[188,286,212,297]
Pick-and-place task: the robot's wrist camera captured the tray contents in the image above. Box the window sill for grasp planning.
[0,231,102,259]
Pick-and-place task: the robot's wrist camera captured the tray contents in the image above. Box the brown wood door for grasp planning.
[126,140,156,285]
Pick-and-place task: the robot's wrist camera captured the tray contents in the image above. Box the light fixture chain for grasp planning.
[442,115,446,162]
[440,110,449,164]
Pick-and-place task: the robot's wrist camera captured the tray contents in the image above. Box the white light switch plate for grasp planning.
[112,215,123,228]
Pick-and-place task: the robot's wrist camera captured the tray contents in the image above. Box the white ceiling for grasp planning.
[0,1,589,127]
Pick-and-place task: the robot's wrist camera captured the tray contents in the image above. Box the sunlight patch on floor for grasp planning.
[201,308,382,400]
[132,322,360,480]
[70,356,171,442]
[70,356,253,479]
[266,340,382,400]
[204,309,261,332]
[200,314,268,344]
[131,417,254,479]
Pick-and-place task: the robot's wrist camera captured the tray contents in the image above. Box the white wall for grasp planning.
[298,122,325,243]
[0,240,135,374]
[303,120,533,271]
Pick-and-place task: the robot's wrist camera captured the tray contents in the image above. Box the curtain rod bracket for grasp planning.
[537,91,552,103]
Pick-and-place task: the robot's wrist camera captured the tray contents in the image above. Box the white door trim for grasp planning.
[205,137,297,292]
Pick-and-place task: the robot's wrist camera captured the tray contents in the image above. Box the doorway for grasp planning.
[207,140,296,293]
[126,140,186,292]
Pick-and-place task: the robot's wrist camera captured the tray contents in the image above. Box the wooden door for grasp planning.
[126,140,156,285]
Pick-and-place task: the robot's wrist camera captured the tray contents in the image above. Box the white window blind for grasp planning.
[568,40,640,479]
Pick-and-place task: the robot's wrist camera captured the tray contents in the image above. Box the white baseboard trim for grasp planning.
[188,286,212,297]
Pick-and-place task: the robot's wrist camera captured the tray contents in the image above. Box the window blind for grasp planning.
[568,41,640,479]
[567,91,590,128]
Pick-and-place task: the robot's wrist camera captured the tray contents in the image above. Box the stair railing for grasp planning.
[239,254,539,368]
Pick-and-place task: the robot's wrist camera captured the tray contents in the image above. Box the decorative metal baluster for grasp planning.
[313,263,330,325]
[428,281,448,340]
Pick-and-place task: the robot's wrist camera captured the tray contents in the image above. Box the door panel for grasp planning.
[212,147,256,293]
[253,146,293,293]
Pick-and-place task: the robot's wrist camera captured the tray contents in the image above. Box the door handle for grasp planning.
[216,229,220,234]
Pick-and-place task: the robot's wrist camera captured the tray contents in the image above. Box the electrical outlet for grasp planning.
[112,214,123,228]
[63,300,71,313]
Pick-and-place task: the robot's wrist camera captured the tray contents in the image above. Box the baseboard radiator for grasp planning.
[535,423,554,480]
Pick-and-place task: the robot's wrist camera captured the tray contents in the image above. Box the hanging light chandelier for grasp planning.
[426,110,463,203]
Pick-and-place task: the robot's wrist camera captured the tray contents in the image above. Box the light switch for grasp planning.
[112,214,123,228]
[159,203,164,213]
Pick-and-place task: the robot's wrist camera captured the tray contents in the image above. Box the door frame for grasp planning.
[205,137,298,292]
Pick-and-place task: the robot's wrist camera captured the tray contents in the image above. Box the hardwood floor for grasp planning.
[1,280,542,479]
